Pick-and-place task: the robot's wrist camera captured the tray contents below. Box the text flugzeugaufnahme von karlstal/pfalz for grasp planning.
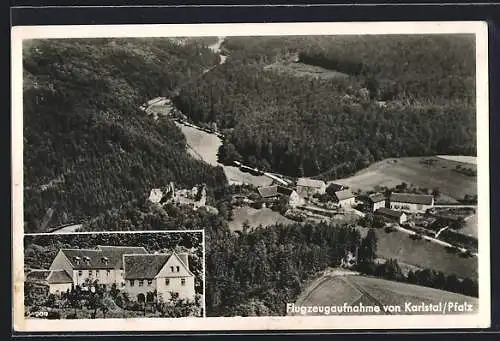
[287,301,474,315]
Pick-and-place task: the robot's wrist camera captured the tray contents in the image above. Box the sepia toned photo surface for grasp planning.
[12,22,490,331]
[23,231,205,320]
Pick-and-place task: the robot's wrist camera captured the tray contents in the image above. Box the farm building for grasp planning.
[257,185,303,208]
[43,246,195,302]
[296,178,327,198]
[375,207,408,225]
[367,193,386,212]
[332,189,356,208]
[389,192,434,212]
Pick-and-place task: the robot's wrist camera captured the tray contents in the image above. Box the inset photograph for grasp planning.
[23,231,204,319]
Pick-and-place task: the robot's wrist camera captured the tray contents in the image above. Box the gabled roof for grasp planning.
[47,270,73,284]
[297,178,326,188]
[375,207,405,219]
[123,252,193,280]
[368,193,386,203]
[60,249,111,270]
[98,246,148,269]
[123,254,170,280]
[334,189,355,201]
[60,246,149,270]
[257,186,279,198]
[26,270,52,283]
[257,185,294,198]
[390,192,434,205]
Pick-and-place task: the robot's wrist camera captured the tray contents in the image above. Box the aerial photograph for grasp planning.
[22,34,479,317]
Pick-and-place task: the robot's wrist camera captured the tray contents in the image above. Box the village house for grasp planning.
[40,246,196,302]
[257,185,303,208]
[123,253,195,303]
[389,192,434,212]
[367,192,386,212]
[296,178,327,198]
[148,182,209,211]
[332,189,356,208]
[375,207,408,225]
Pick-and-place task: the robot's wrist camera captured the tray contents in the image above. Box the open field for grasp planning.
[175,122,272,187]
[461,214,478,238]
[264,62,350,79]
[356,226,478,280]
[228,206,295,232]
[437,155,477,165]
[292,274,478,316]
[330,156,477,201]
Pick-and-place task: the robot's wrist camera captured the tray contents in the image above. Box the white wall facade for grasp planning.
[372,201,386,212]
[390,201,433,212]
[124,278,157,301]
[155,276,195,302]
[49,282,73,294]
[339,197,356,208]
[72,269,120,286]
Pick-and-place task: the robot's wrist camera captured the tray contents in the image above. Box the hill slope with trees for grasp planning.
[175,35,476,179]
[23,38,226,232]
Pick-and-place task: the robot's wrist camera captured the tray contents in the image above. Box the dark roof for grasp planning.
[61,246,149,270]
[257,185,294,198]
[61,249,112,270]
[297,178,326,188]
[368,193,386,203]
[47,270,73,284]
[390,192,434,205]
[257,186,279,198]
[334,189,355,201]
[326,183,345,193]
[375,207,405,219]
[98,246,148,269]
[26,270,52,283]
[123,254,170,280]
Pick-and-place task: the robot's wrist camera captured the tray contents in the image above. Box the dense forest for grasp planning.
[175,35,476,178]
[23,38,227,231]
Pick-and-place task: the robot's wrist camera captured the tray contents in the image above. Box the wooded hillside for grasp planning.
[23,38,226,231]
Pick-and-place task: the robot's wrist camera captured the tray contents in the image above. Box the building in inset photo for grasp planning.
[23,231,204,320]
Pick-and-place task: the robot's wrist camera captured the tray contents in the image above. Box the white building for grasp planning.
[389,192,434,212]
[332,189,356,208]
[296,178,326,198]
[43,246,196,302]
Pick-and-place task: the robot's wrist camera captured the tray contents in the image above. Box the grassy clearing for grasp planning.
[264,62,350,80]
[356,226,478,280]
[228,206,295,232]
[437,155,477,165]
[294,275,478,315]
[331,156,477,201]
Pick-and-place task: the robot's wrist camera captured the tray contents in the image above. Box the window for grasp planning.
[181,278,186,286]
[130,280,135,287]
[96,271,100,278]
[88,270,93,276]
[107,270,111,276]
[139,280,144,287]
[78,270,82,276]
[170,266,174,272]
[165,278,170,286]
[176,266,180,272]
[147,280,152,286]
[121,282,125,287]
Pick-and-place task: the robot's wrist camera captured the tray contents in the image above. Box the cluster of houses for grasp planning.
[148,182,218,215]
[252,175,436,226]
[365,192,435,224]
[26,246,196,303]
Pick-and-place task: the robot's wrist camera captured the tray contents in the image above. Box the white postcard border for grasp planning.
[12,21,490,332]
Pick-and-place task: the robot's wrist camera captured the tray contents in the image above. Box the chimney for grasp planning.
[177,253,189,268]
